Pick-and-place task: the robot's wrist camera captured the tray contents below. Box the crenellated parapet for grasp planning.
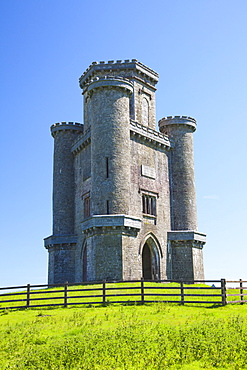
[80,59,159,130]
[71,127,91,154]
[158,116,197,133]
[79,59,159,91]
[85,76,134,97]
[50,121,83,137]
[130,120,171,150]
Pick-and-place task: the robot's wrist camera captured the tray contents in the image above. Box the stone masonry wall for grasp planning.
[90,86,132,216]
[124,134,171,280]
[52,126,83,235]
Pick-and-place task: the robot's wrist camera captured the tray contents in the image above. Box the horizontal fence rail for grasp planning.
[0,279,246,310]
[225,280,247,304]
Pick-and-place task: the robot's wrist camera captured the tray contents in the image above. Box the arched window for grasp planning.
[142,97,149,126]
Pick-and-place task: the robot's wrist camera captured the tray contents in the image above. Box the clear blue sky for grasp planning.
[1,0,247,286]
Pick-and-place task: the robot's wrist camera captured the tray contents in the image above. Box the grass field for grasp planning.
[0,283,247,369]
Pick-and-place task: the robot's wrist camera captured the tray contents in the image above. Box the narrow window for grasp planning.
[142,97,149,126]
[142,194,156,216]
[106,200,110,214]
[152,197,156,216]
[142,195,146,213]
[147,197,151,214]
[84,196,90,218]
[106,157,109,178]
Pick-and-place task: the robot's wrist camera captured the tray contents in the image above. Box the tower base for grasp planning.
[168,231,206,281]
[44,235,77,285]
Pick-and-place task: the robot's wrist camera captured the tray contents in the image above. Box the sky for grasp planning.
[1,0,247,287]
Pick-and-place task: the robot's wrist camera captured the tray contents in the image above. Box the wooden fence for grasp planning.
[225,279,247,304]
[0,279,246,310]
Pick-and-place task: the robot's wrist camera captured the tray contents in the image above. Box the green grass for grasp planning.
[0,283,247,369]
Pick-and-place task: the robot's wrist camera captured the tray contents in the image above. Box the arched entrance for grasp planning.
[142,237,160,280]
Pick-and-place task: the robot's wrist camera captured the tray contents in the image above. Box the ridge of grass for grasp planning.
[1,302,247,369]
[0,282,246,369]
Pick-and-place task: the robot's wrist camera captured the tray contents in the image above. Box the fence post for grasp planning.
[180,281,184,305]
[141,278,145,304]
[240,279,244,305]
[221,278,227,306]
[102,280,106,304]
[26,284,30,308]
[64,281,68,308]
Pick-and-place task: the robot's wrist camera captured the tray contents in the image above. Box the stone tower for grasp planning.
[44,60,206,284]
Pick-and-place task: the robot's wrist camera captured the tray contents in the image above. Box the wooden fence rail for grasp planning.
[0,279,246,310]
[225,280,247,304]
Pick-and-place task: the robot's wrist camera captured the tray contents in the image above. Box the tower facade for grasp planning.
[44,60,206,284]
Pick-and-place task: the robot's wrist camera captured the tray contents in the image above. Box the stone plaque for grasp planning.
[141,165,156,179]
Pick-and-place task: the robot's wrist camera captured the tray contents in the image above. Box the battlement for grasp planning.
[158,116,197,132]
[130,120,171,149]
[71,127,91,154]
[88,75,132,83]
[79,59,159,90]
[86,76,133,95]
[50,122,84,137]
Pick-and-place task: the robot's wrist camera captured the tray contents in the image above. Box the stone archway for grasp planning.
[142,237,160,280]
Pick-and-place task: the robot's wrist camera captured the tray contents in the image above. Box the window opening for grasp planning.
[84,196,90,218]
[106,157,109,178]
[142,97,149,126]
[106,200,110,214]
[142,194,156,216]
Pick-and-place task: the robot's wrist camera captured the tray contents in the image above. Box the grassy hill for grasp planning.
[1,298,247,369]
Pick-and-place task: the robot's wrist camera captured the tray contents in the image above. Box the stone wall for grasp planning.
[44,61,206,284]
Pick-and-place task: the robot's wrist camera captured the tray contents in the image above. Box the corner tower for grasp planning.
[159,116,206,280]
[44,122,83,284]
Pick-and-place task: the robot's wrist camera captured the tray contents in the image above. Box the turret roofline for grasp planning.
[50,121,83,137]
[79,59,159,89]
[159,116,197,132]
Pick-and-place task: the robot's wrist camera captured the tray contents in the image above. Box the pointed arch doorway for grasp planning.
[142,237,160,280]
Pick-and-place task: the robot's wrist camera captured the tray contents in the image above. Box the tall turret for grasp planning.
[79,63,142,281]
[85,77,133,215]
[44,122,83,284]
[159,116,206,281]
[51,122,83,234]
[159,116,197,230]
[78,60,159,281]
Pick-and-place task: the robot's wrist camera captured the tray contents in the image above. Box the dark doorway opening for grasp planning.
[142,237,160,280]
[142,243,152,279]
